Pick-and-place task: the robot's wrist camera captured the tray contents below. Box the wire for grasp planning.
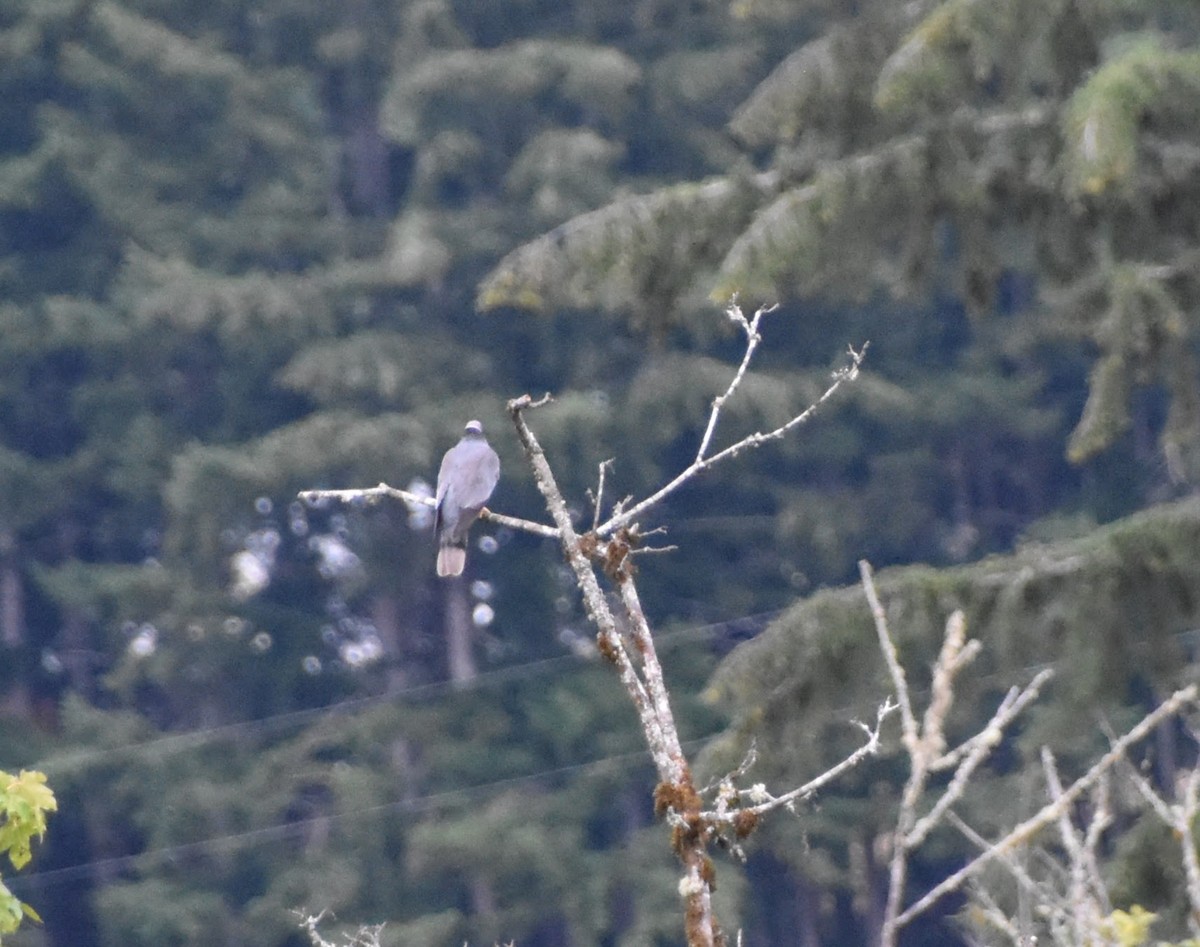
[4,611,779,890]
[17,608,1160,893]
[10,735,720,891]
[32,608,781,776]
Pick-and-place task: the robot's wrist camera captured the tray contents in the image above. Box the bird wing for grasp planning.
[435,439,500,541]
[446,441,500,511]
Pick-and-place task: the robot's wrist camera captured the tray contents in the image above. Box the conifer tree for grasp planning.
[480,0,1200,489]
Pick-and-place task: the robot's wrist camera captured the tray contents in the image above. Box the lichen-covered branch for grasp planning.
[298,483,560,539]
[1121,732,1200,936]
[505,394,661,757]
[506,392,724,947]
[893,684,1199,930]
[596,305,865,538]
[298,305,864,947]
[861,557,1056,947]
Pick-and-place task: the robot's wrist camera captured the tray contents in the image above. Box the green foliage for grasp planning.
[482,0,1200,481]
[381,40,640,148]
[703,497,1200,938]
[3,0,1200,943]
[479,175,768,329]
[1062,34,1200,197]
[0,769,56,941]
[1101,905,1157,946]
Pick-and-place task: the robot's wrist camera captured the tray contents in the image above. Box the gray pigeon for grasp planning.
[434,420,500,577]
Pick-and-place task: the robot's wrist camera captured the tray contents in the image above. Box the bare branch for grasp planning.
[714,699,895,820]
[933,672,1051,773]
[477,507,560,538]
[864,555,1056,947]
[589,458,615,531]
[698,741,759,800]
[859,560,919,754]
[893,684,1199,930]
[921,611,979,761]
[296,911,384,947]
[597,340,865,538]
[505,395,664,764]
[1042,748,1109,938]
[299,482,417,507]
[908,670,1055,850]
[630,542,680,556]
[948,811,1055,916]
[612,566,688,781]
[694,301,775,464]
[298,483,560,539]
[1120,731,1200,936]
[966,885,1026,946]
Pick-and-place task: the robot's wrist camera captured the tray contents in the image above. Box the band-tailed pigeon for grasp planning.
[434,420,500,577]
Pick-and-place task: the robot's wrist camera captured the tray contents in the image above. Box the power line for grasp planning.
[11,735,720,892]
[10,613,783,892]
[15,608,1133,894]
[33,609,780,776]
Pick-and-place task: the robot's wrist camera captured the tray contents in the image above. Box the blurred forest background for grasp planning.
[2,0,1200,944]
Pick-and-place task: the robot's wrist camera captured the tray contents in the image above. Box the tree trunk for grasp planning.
[0,530,29,719]
[444,577,477,683]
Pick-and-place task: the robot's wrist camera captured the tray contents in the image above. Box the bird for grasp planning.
[434,420,500,577]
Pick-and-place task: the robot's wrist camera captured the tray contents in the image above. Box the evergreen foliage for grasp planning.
[481,0,1200,483]
[704,497,1200,941]
[0,0,1196,944]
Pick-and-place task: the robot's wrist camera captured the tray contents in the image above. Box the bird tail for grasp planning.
[437,545,466,577]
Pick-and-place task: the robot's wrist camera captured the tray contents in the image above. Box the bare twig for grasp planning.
[296,911,384,947]
[967,884,1026,945]
[1119,731,1200,935]
[1042,748,1109,940]
[893,684,1198,930]
[863,554,1060,947]
[909,671,1055,849]
[860,560,919,753]
[597,332,866,538]
[707,700,895,821]
[299,482,417,507]
[298,483,559,539]
[694,301,775,463]
[948,811,1055,917]
[590,459,615,531]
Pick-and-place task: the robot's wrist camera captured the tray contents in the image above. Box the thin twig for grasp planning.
[1119,732,1200,935]
[694,302,774,464]
[910,670,1055,848]
[714,700,896,820]
[1043,748,1108,939]
[859,561,918,754]
[597,342,866,538]
[948,811,1055,914]
[893,685,1199,930]
[590,459,615,531]
[298,483,559,538]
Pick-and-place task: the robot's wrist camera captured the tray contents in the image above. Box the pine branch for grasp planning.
[477,175,771,319]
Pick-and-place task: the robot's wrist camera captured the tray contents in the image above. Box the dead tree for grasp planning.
[303,302,868,946]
